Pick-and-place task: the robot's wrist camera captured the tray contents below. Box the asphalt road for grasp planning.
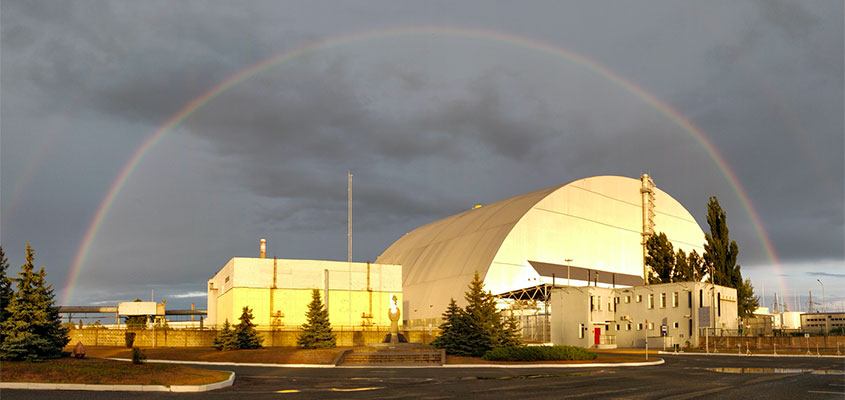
[4,354,843,399]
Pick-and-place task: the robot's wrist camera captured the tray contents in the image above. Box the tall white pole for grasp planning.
[348,171,353,327]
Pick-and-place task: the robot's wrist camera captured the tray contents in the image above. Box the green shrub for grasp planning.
[131,347,146,365]
[124,332,136,348]
[482,345,597,362]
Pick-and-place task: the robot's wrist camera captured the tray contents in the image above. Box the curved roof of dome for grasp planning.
[376,182,565,290]
[377,175,705,321]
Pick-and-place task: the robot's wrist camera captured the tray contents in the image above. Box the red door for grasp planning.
[594,327,601,345]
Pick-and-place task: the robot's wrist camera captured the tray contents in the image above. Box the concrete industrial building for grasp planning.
[206,252,402,329]
[551,282,737,348]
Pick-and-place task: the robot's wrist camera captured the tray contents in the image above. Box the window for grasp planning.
[590,296,595,311]
[579,324,584,339]
[616,324,620,331]
[660,293,666,308]
[673,322,679,328]
[637,323,643,330]
[637,295,642,303]
[718,293,721,316]
[699,289,703,307]
[625,296,631,304]
[627,323,631,331]
[648,322,654,330]
[648,294,654,309]
[598,296,602,311]
[688,291,692,308]
[672,292,678,307]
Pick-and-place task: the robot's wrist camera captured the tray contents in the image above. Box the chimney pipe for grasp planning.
[260,238,266,259]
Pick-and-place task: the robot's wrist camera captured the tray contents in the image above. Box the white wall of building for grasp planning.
[551,282,738,348]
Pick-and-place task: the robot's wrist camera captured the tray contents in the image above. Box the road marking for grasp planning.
[558,387,641,398]
[808,390,845,395]
[329,387,384,392]
[659,385,731,400]
[276,390,301,393]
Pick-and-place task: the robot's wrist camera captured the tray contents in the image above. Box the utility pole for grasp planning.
[565,258,573,287]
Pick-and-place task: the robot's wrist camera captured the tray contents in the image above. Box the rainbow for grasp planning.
[62,26,780,305]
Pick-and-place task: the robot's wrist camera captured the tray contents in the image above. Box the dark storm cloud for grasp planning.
[1,1,842,306]
[806,272,845,279]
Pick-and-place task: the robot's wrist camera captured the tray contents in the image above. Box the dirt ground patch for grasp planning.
[0,357,230,385]
[79,346,346,364]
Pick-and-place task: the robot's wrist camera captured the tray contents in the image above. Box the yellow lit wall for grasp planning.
[208,258,402,328]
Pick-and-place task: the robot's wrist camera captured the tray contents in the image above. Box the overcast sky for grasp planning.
[2,1,842,313]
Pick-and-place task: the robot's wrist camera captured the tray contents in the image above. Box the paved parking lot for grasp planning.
[4,353,843,399]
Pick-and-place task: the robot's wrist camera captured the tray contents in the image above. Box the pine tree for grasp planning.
[233,307,263,349]
[501,312,522,347]
[432,272,521,356]
[703,197,756,317]
[0,246,13,349]
[212,319,236,350]
[297,289,336,349]
[430,298,473,356]
[463,271,517,356]
[0,243,69,361]
[645,232,675,283]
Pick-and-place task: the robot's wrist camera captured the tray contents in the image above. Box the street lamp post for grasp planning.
[817,279,826,313]
[817,279,827,338]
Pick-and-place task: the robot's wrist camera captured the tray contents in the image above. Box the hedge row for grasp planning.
[482,345,597,361]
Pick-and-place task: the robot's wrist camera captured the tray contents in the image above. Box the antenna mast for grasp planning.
[348,171,352,263]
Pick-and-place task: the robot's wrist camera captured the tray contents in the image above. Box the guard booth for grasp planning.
[118,301,165,327]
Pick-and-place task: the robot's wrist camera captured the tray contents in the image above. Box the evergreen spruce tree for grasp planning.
[432,272,522,356]
[463,271,509,357]
[212,319,236,350]
[430,298,473,356]
[0,246,13,349]
[0,244,69,361]
[501,312,523,347]
[703,196,757,317]
[233,307,263,349]
[297,289,336,349]
[645,232,675,283]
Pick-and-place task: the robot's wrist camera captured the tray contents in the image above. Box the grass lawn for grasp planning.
[80,346,345,364]
[0,357,230,386]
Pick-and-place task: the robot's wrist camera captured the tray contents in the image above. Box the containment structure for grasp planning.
[376,175,707,329]
[207,256,402,329]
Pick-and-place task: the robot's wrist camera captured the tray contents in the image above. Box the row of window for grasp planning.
[577,320,691,338]
[591,292,686,311]
[805,317,845,322]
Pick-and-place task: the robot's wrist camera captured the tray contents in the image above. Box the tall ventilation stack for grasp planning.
[640,174,656,284]
[260,238,266,259]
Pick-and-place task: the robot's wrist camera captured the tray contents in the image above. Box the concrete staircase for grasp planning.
[339,348,445,366]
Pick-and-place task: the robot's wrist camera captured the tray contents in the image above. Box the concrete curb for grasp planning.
[0,371,234,392]
[441,359,665,368]
[658,351,845,358]
[108,357,334,368]
[110,357,663,369]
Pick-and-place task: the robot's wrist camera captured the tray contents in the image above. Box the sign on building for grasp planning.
[698,307,711,327]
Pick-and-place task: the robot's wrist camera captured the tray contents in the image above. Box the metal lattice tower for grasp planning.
[640,174,656,284]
